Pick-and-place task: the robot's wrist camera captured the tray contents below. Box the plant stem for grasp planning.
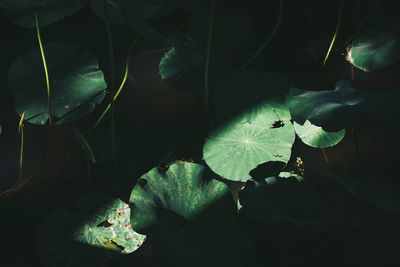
[34,13,52,125]
[104,1,117,183]
[94,37,138,128]
[18,112,26,183]
[321,148,330,166]
[204,0,216,114]
[241,0,284,70]
[322,0,344,67]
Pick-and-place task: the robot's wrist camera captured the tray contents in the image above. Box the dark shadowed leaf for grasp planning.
[328,167,400,214]
[286,80,400,131]
[73,128,96,164]
[1,0,87,27]
[8,42,107,126]
[239,173,349,233]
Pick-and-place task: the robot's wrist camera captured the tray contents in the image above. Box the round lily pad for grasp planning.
[293,120,345,148]
[187,10,255,49]
[214,70,296,116]
[239,173,349,233]
[346,15,400,72]
[8,42,106,125]
[36,191,146,267]
[1,0,87,28]
[129,162,248,265]
[203,98,295,182]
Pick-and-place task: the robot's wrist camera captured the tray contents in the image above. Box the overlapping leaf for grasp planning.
[8,42,106,125]
[36,191,146,267]
[239,173,349,233]
[346,14,400,72]
[286,80,400,131]
[129,162,249,265]
[293,120,345,148]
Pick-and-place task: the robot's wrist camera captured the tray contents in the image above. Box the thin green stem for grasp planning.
[241,0,284,70]
[18,112,25,183]
[204,0,216,114]
[94,37,138,128]
[34,13,52,125]
[322,0,344,67]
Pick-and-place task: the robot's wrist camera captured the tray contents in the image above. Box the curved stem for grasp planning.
[94,37,138,128]
[322,0,345,67]
[241,0,284,70]
[204,0,216,114]
[34,13,52,125]
[18,112,26,183]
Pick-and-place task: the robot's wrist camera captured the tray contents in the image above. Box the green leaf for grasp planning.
[8,42,107,126]
[1,0,87,27]
[285,80,400,131]
[129,162,249,265]
[187,10,255,49]
[203,98,295,182]
[36,191,146,267]
[239,173,349,233]
[346,14,400,72]
[328,167,400,214]
[73,129,96,164]
[293,120,345,148]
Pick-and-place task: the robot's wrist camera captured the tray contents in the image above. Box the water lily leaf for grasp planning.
[293,120,345,148]
[203,98,295,182]
[328,167,400,214]
[187,10,255,49]
[158,47,231,92]
[1,0,87,28]
[158,47,203,80]
[286,80,400,131]
[214,70,296,116]
[36,191,146,267]
[239,173,349,233]
[8,42,107,126]
[346,15,400,72]
[129,162,248,265]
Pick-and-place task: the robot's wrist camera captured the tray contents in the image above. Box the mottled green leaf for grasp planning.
[8,42,106,126]
[286,80,400,131]
[329,167,400,214]
[346,14,400,72]
[187,10,255,49]
[293,120,345,148]
[1,0,87,27]
[36,191,146,267]
[239,173,349,233]
[204,98,295,182]
[129,162,249,265]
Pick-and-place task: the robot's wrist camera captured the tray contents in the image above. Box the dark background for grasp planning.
[1,0,400,266]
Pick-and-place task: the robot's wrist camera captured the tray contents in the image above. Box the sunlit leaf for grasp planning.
[36,191,146,266]
[293,120,345,148]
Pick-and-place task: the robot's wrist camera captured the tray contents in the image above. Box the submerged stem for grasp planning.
[241,0,284,69]
[18,112,26,183]
[34,13,52,125]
